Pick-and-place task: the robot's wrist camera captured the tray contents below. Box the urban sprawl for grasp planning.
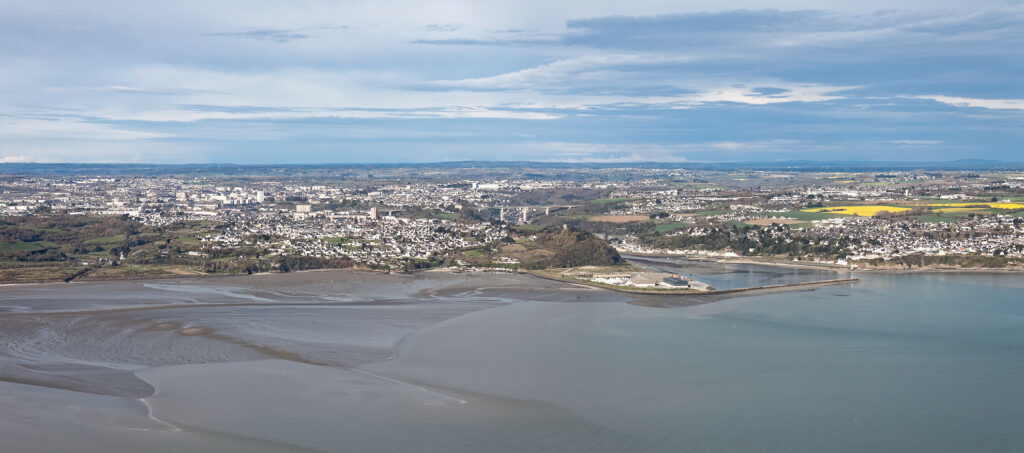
[2,165,1023,278]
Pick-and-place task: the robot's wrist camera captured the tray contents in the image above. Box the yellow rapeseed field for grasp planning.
[928,202,1024,209]
[802,206,910,216]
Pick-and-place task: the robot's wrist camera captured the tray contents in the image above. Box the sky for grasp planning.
[1,0,1022,164]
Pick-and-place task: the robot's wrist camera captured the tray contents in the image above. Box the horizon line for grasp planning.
[2,159,1023,166]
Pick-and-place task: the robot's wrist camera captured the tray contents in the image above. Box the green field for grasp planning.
[914,209,1002,222]
[0,241,56,251]
[24,226,63,233]
[176,236,201,245]
[435,212,460,220]
[83,234,127,245]
[323,237,349,245]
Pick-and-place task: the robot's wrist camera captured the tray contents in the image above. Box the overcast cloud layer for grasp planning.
[1,0,1022,163]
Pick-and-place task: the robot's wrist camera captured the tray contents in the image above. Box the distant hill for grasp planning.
[3,159,1023,176]
[457,227,622,270]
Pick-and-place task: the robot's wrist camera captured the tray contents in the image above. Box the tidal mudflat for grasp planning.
[2,267,1023,452]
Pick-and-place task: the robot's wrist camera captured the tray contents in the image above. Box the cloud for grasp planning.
[15,104,563,124]
[428,54,692,91]
[751,87,791,96]
[424,53,854,109]
[425,23,463,32]
[428,54,854,108]
[564,10,846,47]
[537,143,689,163]
[411,37,556,46]
[45,85,227,96]
[202,28,312,43]
[94,107,561,122]
[0,116,169,141]
[532,139,813,162]
[909,95,1024,110]
[2,2,1023,163]
[710,142,746,150]
[545,153,689,163]
[410,10,860,48]
[562,9,1024,54]
[705,140,804,151]
[690,84,856,105]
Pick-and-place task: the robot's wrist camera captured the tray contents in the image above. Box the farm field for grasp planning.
[933,207,987,213]
[802,206,910,216]
[745,218,804,226]
[0,240,57,251]
[930,207,1002,216]
[653,221,692,233]
[928,202,1024,209]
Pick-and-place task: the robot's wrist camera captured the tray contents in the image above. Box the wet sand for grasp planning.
[0,270,627,397]
[0,265,847,399]
[0,266,896,452]
[0,269,649,452]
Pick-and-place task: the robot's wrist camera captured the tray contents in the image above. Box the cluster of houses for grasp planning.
[199,212,510,269]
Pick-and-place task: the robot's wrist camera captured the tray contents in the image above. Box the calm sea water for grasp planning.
[1,271,1022,452]
[368,272,1024,452]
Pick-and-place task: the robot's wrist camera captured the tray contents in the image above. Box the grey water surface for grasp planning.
[1,270,1021,452]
